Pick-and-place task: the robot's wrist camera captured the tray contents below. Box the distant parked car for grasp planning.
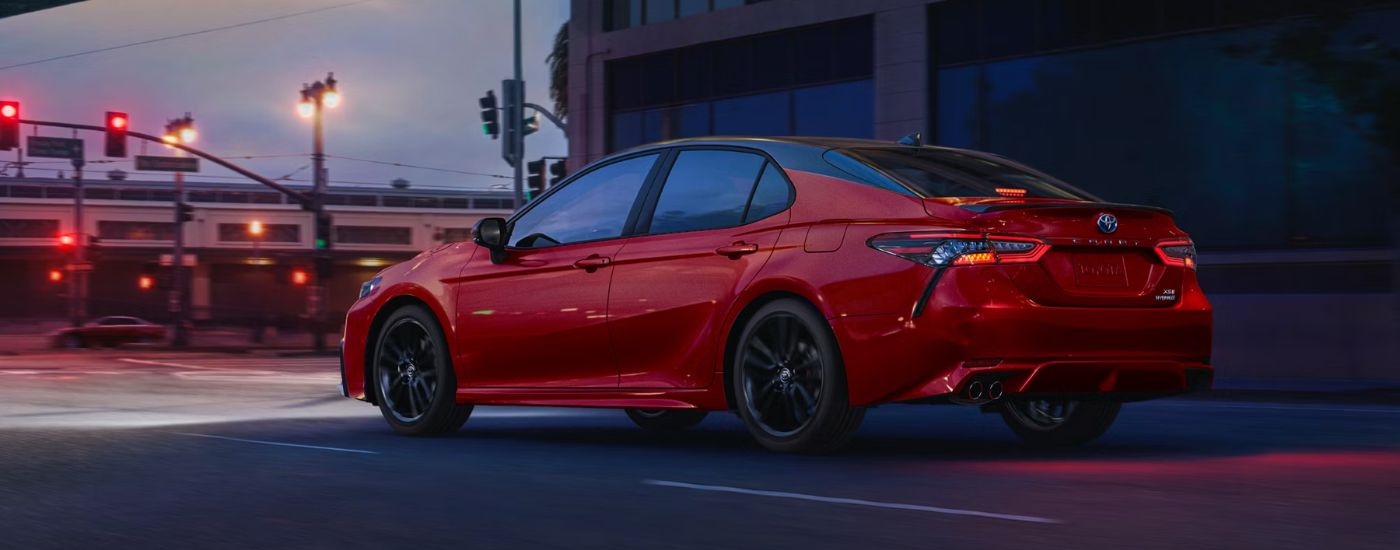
[54,316,165,348]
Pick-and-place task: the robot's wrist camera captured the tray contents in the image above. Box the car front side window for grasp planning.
[508,154,659,248]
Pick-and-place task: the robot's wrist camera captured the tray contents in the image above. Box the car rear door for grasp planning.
[608,148,793,388]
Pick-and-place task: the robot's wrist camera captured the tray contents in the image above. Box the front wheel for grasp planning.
[999,399,1120,447]
[625,409,708,432]
[732,299,864,454]
[373,305,472,436]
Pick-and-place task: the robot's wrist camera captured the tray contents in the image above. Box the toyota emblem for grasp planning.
[1096,213,1118,234]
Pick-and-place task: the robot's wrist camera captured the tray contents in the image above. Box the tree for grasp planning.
[547,21,568,119]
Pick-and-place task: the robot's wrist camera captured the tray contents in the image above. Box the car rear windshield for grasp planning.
[838,147,1096,201]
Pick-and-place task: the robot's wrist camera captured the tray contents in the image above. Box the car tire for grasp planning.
[999,399,1121,447]
[732,299,864,454]
[625,409,708,432]
[372,305,472,436]
[62,335,84,349]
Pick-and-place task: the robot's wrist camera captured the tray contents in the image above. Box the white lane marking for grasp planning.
[174,432,377,455]
[119,358,227,370]
[1146,401,1400,415]
[643,480,1060,525]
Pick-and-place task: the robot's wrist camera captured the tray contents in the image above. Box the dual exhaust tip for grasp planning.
[965,379,1005,401]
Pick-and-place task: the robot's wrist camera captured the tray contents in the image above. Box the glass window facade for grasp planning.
[97,220,176,241]
[335,226,412,245]
[608,17,874,151]
[931,3,1399,250]
[605,0,771,31]
[0,218,59,239]
[218,223,300,243]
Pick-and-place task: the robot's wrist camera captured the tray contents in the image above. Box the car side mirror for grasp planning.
[473,217,509,264]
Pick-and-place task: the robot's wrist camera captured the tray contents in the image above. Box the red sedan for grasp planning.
[54,316,166,348]
[340,137,1212,453]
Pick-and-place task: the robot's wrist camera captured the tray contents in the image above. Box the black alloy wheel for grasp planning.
[1000,398,1121,447]
[373,305,472,436]
[732,299,864,453]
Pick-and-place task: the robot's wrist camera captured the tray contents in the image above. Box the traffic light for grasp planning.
[479,90,499,139]
[548,159,567,187]
[290,268,309,286]
[177,202,194,223]
[105,111,128,158]
[526,159,545,200]
[48,269,63,283]
[314,212,332,250]
[522,112,540,136]
[137,274,154,291]
[0,100,18,151]
[57,233,76,253]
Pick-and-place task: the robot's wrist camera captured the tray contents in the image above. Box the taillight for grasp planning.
[1155,240,1197,270]
[868,233,1047,267]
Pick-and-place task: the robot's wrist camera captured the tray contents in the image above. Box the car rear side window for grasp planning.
[744,163,792,223]
[847,148,1096,200]
[508,154,658,248]
[648,150,766,234]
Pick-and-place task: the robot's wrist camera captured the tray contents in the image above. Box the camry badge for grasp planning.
[1096,213,1118,234]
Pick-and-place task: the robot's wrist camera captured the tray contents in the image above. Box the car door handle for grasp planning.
[715,242,760,257]
[573,255,612,270]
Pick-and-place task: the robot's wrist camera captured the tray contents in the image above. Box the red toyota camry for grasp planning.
[340,137,1212,453]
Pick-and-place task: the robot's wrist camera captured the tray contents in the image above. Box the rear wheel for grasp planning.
[732,299,864,454]
[625,409,708,432]
[62,335,84,349]
[373,305,472,436]
[999,399,1120,447]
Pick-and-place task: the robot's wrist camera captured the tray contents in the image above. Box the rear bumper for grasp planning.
[831,268,1213,406]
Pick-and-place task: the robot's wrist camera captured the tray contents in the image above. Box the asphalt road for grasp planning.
[1,351,1398,549]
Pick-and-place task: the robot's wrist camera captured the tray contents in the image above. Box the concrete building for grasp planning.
[566,0,1400,381]
[0,176,510,325]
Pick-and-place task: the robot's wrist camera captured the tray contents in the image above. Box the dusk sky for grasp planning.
[0,0,570,191]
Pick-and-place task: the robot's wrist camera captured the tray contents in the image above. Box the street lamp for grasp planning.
[248,220,264,259]
[164,113,196,348]
[297,72,338,353]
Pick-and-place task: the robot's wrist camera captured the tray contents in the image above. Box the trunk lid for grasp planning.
[930,198,1189,308]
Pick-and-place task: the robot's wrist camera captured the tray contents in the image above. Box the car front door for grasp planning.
[453,153,661,388]
[608,149,793,388]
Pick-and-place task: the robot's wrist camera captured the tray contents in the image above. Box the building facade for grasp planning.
[568,0,1400,380]
[0,176,510,325]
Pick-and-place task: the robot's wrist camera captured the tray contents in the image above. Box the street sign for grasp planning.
[159,254,197,267]
[135,155,199,172]
[27,136,83,159]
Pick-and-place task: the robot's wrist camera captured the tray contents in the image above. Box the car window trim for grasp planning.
[633,145,795,237]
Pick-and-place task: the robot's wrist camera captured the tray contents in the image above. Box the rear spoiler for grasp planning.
[959,201,1175,216]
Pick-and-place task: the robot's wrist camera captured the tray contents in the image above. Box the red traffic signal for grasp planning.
[57,233,76,248]
[0,100,18,151]
[291,268,309,285]
[48,269,64,283]
[137,275,154,290]
[105,111,128,157]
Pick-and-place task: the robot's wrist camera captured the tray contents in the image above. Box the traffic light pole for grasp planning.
[171,165,188,347]
[70,155,85,328]
[310,93,330,354]
[512,0,525,209]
